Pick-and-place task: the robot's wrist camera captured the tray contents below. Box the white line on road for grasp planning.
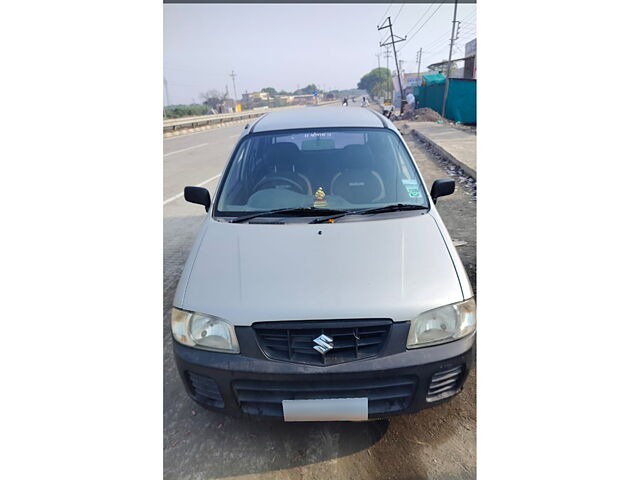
[163,174,221,206]
[163,143,208,157]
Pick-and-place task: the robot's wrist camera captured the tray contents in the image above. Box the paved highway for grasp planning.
[163,104,476,480]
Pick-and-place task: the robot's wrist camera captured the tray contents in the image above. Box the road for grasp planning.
[163,104,476,480]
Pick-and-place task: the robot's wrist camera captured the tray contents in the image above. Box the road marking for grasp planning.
[163,174,221,206]
[163,143,208,157]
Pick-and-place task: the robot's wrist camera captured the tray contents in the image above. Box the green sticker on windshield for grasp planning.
[403,179,422,199]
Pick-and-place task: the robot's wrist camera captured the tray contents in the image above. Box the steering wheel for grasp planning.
[253,176,306,195]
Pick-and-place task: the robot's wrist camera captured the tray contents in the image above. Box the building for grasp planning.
[241,91,270,103]
[426,38,476,80]
[464,38,477,79]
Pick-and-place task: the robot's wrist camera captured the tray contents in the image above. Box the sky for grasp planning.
[163,3,476,105]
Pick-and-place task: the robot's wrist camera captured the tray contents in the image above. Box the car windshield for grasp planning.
[215,128,428,216]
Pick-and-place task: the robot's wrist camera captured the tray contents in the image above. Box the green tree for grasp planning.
[434,59,460,75]
[357,68,391,98]
[295,84,319,95]
[199,89,227,108]
[261,87,277,97]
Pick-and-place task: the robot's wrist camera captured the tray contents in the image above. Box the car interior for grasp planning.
[218,130,425,211]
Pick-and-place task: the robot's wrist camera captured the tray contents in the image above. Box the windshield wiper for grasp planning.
[229,207,346,223]
[310,203,429,224]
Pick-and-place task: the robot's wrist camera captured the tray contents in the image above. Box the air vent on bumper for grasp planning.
[426,365,464,403]
[186,371,224,408]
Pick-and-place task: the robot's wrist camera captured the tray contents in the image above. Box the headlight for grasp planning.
[406,298,476,349]
[171,308,240,353]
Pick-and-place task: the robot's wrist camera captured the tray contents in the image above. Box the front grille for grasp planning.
[253,319,391,366]
[426,365,464,403]
[186,371,224,408]
[233,376,417,417]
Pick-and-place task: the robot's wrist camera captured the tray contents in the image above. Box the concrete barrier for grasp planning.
[163,101,338,133]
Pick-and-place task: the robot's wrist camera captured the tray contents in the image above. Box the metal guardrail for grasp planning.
[163,101,339,133]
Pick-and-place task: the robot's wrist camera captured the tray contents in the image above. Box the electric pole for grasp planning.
[378,16,407,112]
[163,76,171,107]
[416,48,423,81]
[230,70,238,104]
[375,53,382,101]
[384,46,392,101]
[442,0,459,118]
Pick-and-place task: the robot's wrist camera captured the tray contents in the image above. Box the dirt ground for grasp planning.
[163,126,477,480]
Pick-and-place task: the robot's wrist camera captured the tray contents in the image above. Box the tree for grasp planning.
[261,87,277,97]
[357,68,392,99]
[435,59,460,75]
[199,89,227,108]
[295,84,319,95]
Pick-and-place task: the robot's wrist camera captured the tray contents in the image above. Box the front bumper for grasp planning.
[173,325,475,420]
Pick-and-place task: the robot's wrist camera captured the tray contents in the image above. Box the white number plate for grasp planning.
[282,398,368,422]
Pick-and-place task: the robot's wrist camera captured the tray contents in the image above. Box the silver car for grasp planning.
[171,107,475,421]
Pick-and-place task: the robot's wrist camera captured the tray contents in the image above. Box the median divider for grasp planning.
[163,101,339,137]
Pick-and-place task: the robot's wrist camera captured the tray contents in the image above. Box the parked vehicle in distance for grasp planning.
[172,106,475,421]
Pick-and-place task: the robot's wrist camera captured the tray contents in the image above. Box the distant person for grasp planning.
[342,97,349,106]
[406,92,416,113]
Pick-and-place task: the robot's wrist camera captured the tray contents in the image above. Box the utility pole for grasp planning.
[378,16,407,112]
[375,53,382,101]
[442,0,459,118]
[229,70,238,104]
[384,46,392,101]
[163,76,171,106]
[416,48,423,81]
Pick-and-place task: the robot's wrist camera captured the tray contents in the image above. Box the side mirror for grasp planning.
[430,179,455,204]
[184,186,211,211]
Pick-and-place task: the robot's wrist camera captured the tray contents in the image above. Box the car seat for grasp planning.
[330,145,385,204]
[254,143,312,195]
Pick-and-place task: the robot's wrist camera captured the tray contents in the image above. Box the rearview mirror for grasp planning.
[184,186,211,211]
[430,179,455,204]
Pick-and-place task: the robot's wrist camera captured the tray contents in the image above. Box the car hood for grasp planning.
[177,213,464,326]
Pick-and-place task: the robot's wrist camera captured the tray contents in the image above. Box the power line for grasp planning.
[404,5,435,39]
[377,3,393,26]
[406,4,475,58]
[393,4,406,23]
[398,3,444,52]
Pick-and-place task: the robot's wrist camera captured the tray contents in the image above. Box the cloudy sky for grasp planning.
[164,3,476,105]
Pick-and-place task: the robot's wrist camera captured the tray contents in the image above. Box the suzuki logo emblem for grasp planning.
[313,334,334,354]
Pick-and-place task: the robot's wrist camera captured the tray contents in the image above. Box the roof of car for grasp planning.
[250,106,390,133]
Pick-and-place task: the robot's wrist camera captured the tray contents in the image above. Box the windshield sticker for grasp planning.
[402,179,419,185]
[313,187,327,207]
[405,185,422,198]
[304,132,333,138]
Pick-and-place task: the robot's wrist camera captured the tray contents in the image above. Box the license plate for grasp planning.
[282,398,368,422]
